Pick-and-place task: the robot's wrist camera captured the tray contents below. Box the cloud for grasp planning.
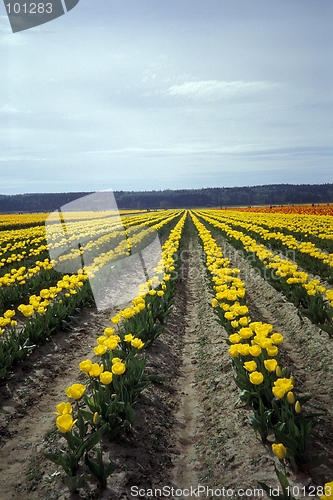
[161,80,278,101]
[0,155,47,161]
[0,105,20,114]
[78,144,280,158]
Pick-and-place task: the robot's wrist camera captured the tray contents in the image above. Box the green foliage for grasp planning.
[1,184,333,211]
[258,465,297,500]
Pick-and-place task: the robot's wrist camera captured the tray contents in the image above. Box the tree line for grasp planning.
[0,183,332,213]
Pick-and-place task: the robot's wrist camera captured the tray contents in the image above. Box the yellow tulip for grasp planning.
[3,310,15,319]
[275,365,282,377]
[94,345,107,356]
[79,359,92,374]
[104,327,115,336]
[131,338,144,349]
[124,334,134,342]
[112,361,126,375]
[100,371,113,385]
[249,371,264,385]
[249,345,262,357]
[56,414,77,434]
[54,402,73,416]
[89,364,104,377]
[229,333,240,344]
[272,443,287,460]
[243,361,257,372]
[65,383,86,400]
[287,391,295,404]
[228,345,239,357]
[264,359,278,372]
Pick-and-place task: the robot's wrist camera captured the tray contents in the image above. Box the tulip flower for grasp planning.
[264,359,278,372]
[88,364,104,377]
[65,383,86,400]
[112,361,126,375]
[4,310,15,319]
[272,443,287,460]
[79,359,92,374]
[275,365,282,377]
[131,338,144,349]
[229,333,240,344]
[228,345,239,357]
[94,345,107,356]
[100,371,113,385]
[56,414,77,434]
[249,371,264,385]
[243,361,257,372]
[124,334,134,342]
[54,402,73,416]
[287,391,295,404]
[249,345,262,357]
[104,327,115,336]
[271,333,283,345]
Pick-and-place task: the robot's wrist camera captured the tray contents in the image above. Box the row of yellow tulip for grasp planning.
[46,210,168,249]
[0,227,47,267]
[0,211,182,337]
[108,211,186,327]
[49,213,188,488]
[195,211,333,324]
[55,210,182,272]
[0,210,174,271]
[0,209,149,228]
[0,213,50,227]
[0,258,53,289]
[0,272,88,335]
[0,210,180,296]
[213,209,333,243]
[190,211,324,473]
[201,210,333,272]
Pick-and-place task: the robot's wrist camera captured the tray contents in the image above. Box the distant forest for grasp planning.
[0,183,333,213]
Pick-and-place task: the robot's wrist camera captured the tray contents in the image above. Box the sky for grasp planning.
[0,0,332,195]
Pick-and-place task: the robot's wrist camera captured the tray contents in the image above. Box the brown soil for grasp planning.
[0,219,333,500]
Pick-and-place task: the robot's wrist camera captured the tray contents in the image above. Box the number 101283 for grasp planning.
[6,3,53,14]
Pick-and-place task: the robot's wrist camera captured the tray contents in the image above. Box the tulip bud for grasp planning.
[287,391,295,404]
[93,412,100,425]
[295,401,301,414]
[275,365,282,377]
[272,443,287,460]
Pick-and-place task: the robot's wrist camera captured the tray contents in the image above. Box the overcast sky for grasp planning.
[0,0,332,195]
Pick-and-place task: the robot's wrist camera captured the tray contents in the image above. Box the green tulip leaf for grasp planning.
[64,474,87,492]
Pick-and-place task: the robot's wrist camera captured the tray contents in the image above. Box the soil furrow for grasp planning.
[169,225,284,499]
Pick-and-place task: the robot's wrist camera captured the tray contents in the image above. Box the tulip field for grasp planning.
[0,205,333,499]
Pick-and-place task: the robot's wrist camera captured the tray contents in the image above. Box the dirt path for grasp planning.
[1,218,333,499]
[171,226,280,498]
[170,237,203,489]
